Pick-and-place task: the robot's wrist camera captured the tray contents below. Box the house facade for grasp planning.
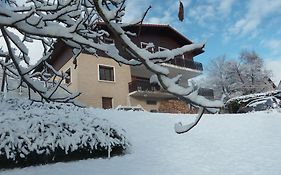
[50,24,206,113]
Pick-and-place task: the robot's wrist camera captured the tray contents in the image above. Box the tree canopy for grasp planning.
[205,51,273,100]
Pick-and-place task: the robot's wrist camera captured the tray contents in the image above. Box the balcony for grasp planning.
[165,57,203,71]
[128,79,174,99]
[128,79,214,100]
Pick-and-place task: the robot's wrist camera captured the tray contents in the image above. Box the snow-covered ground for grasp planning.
[1,109,281,175]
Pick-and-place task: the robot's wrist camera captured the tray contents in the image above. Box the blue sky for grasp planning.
[123,0,281,84]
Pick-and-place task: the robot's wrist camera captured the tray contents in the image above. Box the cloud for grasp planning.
[266,39,281,51]
[228,0,281,36]
[122,0,153,23]
[188,5,215,25]
[218,0,235,16]
[261,39,281,57]
[266,58,281,85]
[188,0,235,26]
[123,0,191,24]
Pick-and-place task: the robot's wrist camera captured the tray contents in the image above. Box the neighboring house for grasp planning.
[50,24,207,113]
[266,77,277,90]
[0,66,3,92]
[278,81,281,90]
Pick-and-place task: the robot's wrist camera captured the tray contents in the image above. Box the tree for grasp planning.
[0,0,223,134]
[238,50,272,94]
[205,51,272,99]
[205,55,231,99]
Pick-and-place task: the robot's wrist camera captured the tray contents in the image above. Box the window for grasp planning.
[103,37,114,44]
[65,68,71,84]
[102,97,113,109]
[99,65,114,81]
[158,46,167,52]
[146,100,157,105]
[141,42,154,53]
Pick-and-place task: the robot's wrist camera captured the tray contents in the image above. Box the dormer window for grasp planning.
[141,42,154,53]
[65,68,71,84]
[158,46,167,52]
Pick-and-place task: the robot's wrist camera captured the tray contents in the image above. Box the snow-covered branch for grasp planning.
[0,0,139,104]
[94,0,223,134]
[1,0,223,133]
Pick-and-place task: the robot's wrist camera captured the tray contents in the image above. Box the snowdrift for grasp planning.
[0,96,130,169]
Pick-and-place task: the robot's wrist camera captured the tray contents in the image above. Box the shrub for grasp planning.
[0,97,130,169]
[225,90,281,113]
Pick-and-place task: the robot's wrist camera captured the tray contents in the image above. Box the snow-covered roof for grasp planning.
[278,81,281,90]
[47,23,203,71]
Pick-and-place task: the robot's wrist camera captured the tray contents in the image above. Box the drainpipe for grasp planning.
[127,94,131,106]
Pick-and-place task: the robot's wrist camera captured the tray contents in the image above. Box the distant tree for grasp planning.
[205,55,231,99]
[205,51,272,99]
[238,50,272,94]
[0,0,223,134]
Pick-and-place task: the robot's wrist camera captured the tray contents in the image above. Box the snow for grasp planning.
[1,107,281,175]
[226,90,281,104]
[0,97,129,162]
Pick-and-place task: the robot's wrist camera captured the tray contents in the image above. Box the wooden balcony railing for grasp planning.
[129,79,214,100]
[166,57,203,71]
[129,79,160,93]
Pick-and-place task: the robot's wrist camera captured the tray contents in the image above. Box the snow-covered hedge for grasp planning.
[226,90,281,113]
[0,96,130,169]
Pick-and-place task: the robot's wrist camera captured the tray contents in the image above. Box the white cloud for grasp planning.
[266,59,281,85]
[122,0,153,23]
[266,39,281,51]
[188,0,235,26]
[188,5,215,25]
[123,0,191,24]
[229,0,281,35]
[218,0,235,16]
[261,39,281,56]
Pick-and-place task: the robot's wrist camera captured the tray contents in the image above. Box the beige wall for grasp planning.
[60,53,131,108]
[129,97,159,112]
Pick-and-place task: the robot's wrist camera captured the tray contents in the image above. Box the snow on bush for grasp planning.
[225,90,281,113]
[0,96,130,168]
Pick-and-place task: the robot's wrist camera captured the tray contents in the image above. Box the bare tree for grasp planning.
[0,0,223,133]
[205,51,273,100]
[205,55,231,99]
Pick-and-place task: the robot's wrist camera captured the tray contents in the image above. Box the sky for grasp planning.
[123,0,281,84]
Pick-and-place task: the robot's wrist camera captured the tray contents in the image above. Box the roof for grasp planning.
[98,23,194,46]
[48,23,203,70]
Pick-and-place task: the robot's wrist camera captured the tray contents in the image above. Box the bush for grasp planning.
[225,90,281,113]
[0,97,130,169]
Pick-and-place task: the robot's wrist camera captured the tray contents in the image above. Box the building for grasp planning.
[50,24,207,113]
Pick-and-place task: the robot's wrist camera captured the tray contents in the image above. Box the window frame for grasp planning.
[158,46,167,52]
[64,68,72,85]
[102,97,113,109]
[146,100,157,105]
[98,64,115,82]
[140,42,154,53]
